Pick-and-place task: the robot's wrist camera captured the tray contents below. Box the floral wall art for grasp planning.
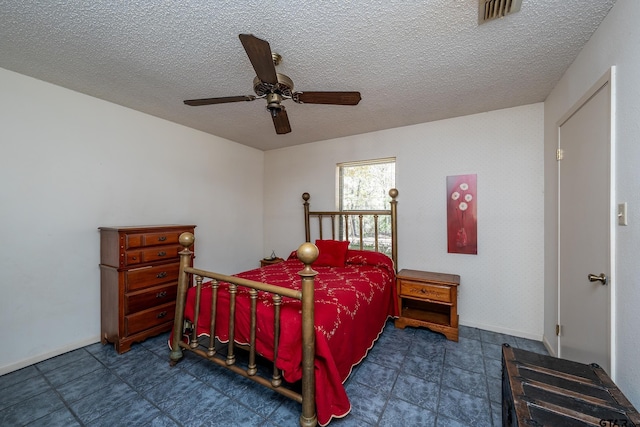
[447,174,477,254]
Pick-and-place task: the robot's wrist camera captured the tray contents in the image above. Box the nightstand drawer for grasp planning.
[399,280,452,303]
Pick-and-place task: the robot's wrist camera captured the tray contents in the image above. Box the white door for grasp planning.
[558,69,613,373]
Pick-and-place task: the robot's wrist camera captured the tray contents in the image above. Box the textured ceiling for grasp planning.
[1,1,616,151]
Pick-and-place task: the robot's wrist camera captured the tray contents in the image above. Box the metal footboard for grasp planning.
[169,233,319,427]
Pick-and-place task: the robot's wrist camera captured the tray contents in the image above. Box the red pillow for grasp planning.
[313,240,349,267]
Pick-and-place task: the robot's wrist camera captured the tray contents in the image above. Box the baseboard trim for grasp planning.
[0,335,101,376]
[542,335,557,357]
[459,319,543,342]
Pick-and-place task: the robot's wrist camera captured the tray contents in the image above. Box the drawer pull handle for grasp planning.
[157,251,167,256]
[156,291,167,298]
[132,256,137,260]
[157,311,167,319]
[156,271,168,279]
[158,236,167,242]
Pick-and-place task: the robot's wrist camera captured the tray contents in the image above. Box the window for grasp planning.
[337,158,396,253]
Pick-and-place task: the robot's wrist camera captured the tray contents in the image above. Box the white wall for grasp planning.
[264,103,544,340]
[0,68,265,374]
[544,0,640,406]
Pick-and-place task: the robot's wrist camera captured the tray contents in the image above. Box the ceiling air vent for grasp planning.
[479,0,522,25]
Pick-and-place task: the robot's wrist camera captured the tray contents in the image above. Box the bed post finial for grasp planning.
[297,241,318,265]
[178,232,195,249]
[297,242,318,427]
[302,192,311,243]
[389,189,398,272]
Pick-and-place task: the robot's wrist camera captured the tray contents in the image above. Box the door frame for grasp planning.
[556,66,616,379]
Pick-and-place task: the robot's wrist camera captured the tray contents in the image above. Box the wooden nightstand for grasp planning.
[394,269,460,341]
[260,257,284,267]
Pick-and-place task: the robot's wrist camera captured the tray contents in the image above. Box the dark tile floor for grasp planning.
[0,321,547,426]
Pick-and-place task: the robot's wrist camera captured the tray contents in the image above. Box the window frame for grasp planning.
[337,157,396,211]
[335,157,396,253]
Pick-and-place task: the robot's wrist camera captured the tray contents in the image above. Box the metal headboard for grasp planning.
[302,188,398,271]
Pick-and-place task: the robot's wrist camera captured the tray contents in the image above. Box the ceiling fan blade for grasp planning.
[239,34,278,85]
[293,91,362,105]
[184,95,256,106]
[271,108,291,134]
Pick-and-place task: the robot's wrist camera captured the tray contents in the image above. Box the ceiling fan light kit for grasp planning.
[183,34,362,135]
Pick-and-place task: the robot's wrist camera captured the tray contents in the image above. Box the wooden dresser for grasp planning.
[99,224,195,353]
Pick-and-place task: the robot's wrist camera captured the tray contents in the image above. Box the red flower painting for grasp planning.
[447,174,477,254]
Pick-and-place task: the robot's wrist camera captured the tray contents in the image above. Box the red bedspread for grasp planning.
[180,249,398,425]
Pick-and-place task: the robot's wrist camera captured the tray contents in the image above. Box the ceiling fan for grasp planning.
[183,34,362,135]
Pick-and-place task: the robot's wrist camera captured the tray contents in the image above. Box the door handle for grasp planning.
[588,273,607,286]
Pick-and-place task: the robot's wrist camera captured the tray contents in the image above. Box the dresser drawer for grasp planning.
[125,302,175,336]
[126,263,180,292]
[124,262,180,292]
[126,231,182,249]
[399,280,452,303]
[125,245,181,266]
[126,283,178,314]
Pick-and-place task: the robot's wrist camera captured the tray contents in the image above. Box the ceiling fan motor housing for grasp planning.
[253,74,294,98]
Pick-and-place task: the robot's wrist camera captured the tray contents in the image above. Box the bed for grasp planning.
[169,189,399,426]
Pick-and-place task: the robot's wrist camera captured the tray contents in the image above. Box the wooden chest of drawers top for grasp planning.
[99,224,195,269]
